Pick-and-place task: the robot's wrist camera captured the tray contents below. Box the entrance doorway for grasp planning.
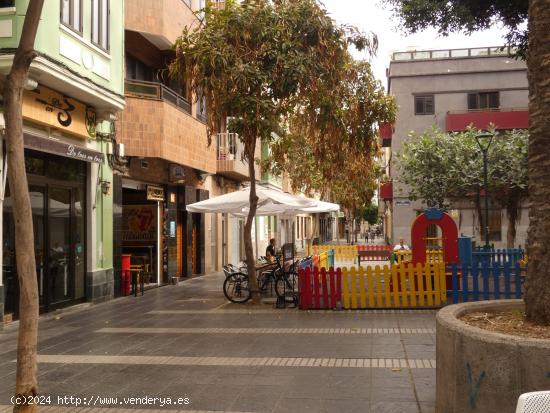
[3,182,86,318]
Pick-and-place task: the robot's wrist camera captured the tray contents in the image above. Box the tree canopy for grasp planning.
[170,0,381,298]
[385,0,528,58]
[265,60,396,212]
[397,127,528,246]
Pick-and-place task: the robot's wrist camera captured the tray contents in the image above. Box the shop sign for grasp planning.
[122,205,157,242]
[23,133,104,164]
[147,185,164,201]
[395,200,411,206]
[23,85,97,140]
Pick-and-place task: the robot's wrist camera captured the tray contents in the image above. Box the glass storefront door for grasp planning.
[2,151,86,319]
[48,187,72,305]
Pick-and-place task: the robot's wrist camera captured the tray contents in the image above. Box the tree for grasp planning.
[385,0,528,57]
[524,0,550,323]
[265,60,395,223]
[387,0,550,324]
[1,1,45,411]
[397,128,528,247]
[171,0,374,300]
[359,203,380,226]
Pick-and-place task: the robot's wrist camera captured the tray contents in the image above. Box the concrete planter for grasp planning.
[436,300,550,413]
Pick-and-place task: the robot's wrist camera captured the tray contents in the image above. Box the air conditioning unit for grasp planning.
[170,164,185,183]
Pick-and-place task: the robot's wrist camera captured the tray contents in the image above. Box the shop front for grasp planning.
[120,180,163,288]
[2,142,103,320]
[1,83,110,322]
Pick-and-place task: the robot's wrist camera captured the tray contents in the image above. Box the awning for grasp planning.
[186,186,316,216]
[24,132,105,164]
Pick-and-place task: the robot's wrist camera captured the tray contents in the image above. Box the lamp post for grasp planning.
[475,132,495,249]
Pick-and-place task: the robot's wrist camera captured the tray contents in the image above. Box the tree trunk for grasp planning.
[3,1,45,412]
[244,138,260,303]
[505,197,519,248]
[525,0,550,325]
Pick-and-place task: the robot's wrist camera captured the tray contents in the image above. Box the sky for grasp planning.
[321,0,510,85]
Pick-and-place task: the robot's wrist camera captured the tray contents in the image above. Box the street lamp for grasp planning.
[475,131,495,249]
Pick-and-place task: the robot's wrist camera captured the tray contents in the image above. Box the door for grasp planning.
[48,187,72,305]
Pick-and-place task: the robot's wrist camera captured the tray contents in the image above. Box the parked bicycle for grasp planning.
[223,256,310,303]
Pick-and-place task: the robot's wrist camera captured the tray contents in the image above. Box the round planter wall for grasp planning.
[436,300,550,413]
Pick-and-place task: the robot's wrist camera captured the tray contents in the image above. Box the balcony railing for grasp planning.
[197,110,208,124]
[392,46,516,62]
[125,79,192,115]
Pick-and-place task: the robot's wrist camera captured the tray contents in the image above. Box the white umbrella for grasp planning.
[186,186,316,215]
[300,200,339,213]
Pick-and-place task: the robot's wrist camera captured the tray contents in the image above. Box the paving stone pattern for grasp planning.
[0,272,436,413]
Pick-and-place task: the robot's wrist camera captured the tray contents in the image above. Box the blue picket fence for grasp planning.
[448,262,525,304]
[471,248,524,266]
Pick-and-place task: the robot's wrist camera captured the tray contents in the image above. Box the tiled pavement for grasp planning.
[0,272,437,412]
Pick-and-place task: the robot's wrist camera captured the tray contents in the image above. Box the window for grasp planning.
[92,0,109,51]
[414,95,434,115]
[468,92,499,110]
[60,0,82,34]
[0,1,15,7]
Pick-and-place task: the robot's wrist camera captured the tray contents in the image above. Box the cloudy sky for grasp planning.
[321,0,510,84]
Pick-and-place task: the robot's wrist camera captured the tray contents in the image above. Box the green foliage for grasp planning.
[265,60,396,212]
[359,203,380,225]
[396,127,528,209]
[385,0,528,58]
[171,0,376,154]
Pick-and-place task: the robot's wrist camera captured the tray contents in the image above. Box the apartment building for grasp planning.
[380,46,529,248]
[0,0,125,321]
[116,0,257,290]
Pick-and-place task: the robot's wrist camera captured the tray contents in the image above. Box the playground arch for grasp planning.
[411,208,458,264]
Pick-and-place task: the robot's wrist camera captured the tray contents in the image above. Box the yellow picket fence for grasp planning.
[394,249,444,265]
[307,244,357,262]
[340,263,447,309]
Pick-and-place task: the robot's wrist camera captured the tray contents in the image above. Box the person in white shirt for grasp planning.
[393,238,410,251]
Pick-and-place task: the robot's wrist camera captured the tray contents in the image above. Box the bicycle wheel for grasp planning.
[223,273,251,303]
[275,272,298,299]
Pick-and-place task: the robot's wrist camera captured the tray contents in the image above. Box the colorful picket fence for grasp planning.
[471,248,524,267]
[394,249,444,265]
[306,245,357,262]
[312,249,335,269]
[448,262,525,304]
[306,244,394,263]
[299,263,447,310]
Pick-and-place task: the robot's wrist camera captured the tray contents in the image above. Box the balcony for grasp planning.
[118,80,216,173]
[379,181,393,200]
[125,0,197,49]
[446,108,529,132]
[379,122,393,148]
[126,79,191,114]
[216,133,250,181]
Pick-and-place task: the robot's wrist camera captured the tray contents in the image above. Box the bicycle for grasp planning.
[223,256,308,304]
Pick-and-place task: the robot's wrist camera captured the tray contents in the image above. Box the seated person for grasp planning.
[266,238,276,262]
[393,238,410,251]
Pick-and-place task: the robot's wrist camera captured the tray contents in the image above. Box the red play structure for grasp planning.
[411,208,458,265]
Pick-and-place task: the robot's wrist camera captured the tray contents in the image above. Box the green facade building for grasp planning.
[0,0,125,322]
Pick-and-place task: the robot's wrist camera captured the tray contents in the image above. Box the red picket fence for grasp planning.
[299,267,342,310]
